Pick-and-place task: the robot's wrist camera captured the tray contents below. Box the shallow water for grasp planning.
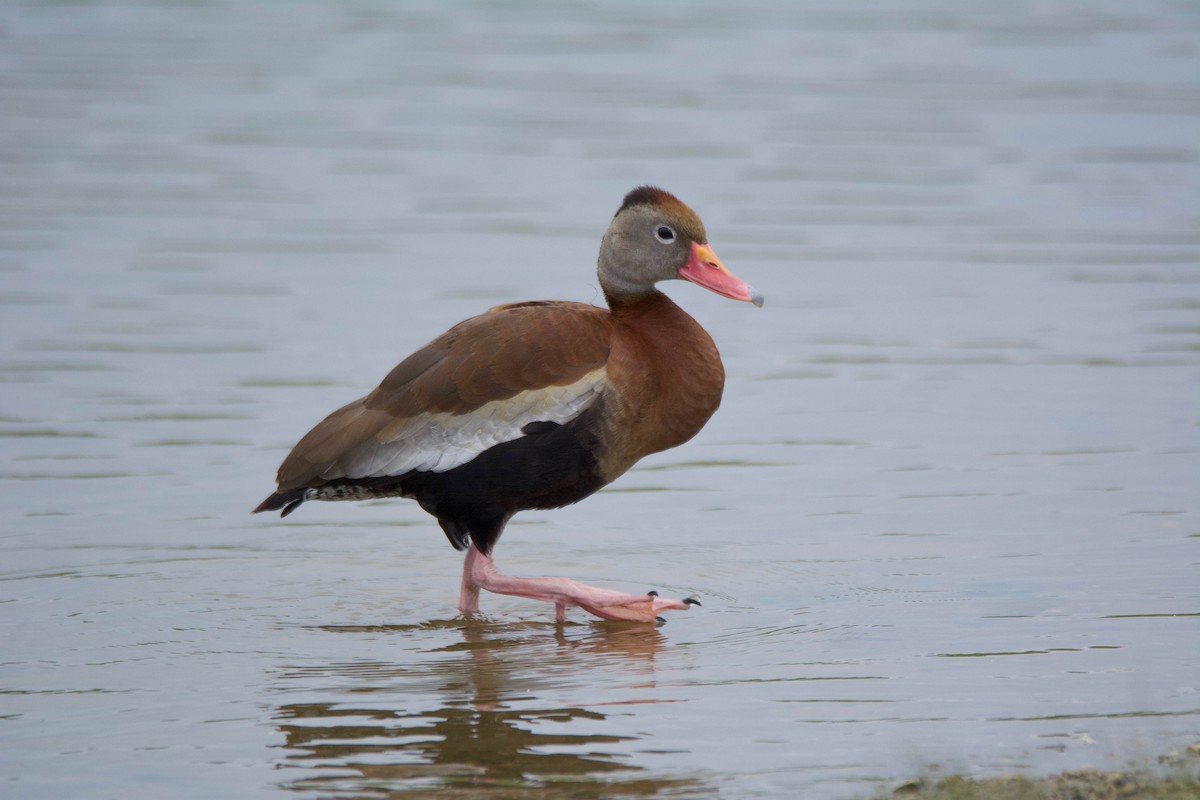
[2,1,1199,797]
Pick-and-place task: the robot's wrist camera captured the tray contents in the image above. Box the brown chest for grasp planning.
[594,294,726,480]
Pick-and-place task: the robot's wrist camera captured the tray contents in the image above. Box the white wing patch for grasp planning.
[319,367,607,480]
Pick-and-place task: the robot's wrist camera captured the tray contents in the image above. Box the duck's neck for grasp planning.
[606,289,726,458]
[611,285,688,326]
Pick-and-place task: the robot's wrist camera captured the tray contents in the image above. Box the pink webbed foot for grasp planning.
[578,590,700,623]
[458,544,699,623]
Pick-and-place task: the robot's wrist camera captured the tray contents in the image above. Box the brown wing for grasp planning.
[271,301,615,492]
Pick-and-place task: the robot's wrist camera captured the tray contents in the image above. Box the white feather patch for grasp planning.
[324,367,607,479]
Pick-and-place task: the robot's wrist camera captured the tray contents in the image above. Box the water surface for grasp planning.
[2,2,1198,797]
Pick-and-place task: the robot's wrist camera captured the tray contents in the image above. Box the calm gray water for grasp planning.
[2,2,1198,798]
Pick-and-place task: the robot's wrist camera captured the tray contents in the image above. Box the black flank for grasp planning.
[253,406,607,555]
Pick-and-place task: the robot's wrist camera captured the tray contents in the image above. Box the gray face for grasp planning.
[597,196,707,301]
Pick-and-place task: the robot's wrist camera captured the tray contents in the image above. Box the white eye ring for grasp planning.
[654,225,676,244]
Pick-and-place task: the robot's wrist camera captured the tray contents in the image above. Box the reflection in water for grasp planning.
[273,620,706,797]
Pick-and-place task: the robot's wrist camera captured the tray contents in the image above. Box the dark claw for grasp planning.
[683,597,701,607]
[646,590,659,597]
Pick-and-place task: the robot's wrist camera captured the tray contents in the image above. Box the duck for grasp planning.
[254,186,762,622]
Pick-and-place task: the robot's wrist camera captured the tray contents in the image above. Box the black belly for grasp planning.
[401,411,605,552]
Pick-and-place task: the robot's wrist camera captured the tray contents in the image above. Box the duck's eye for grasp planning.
[654,225,676,244]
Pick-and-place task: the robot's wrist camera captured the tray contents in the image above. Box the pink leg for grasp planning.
[456,543,697,623]
[458,546,482,615]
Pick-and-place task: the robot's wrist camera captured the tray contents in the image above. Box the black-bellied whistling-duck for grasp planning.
[254,186,762,623]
